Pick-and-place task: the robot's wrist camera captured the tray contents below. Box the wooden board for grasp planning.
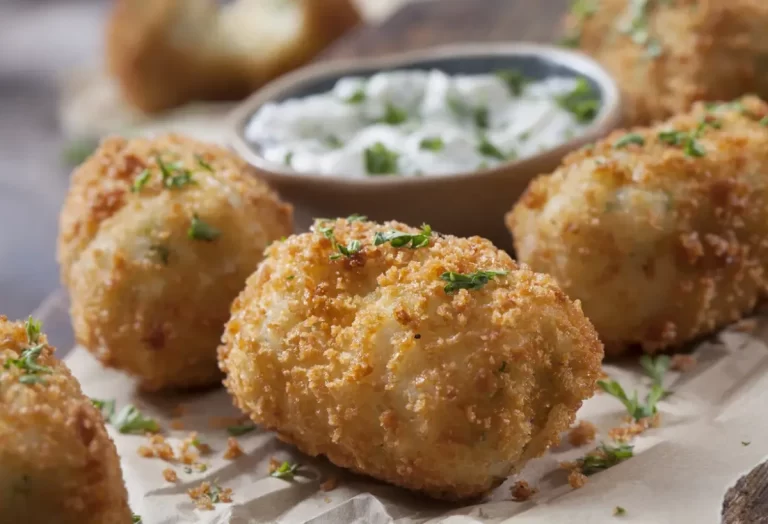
[323,0,570,60]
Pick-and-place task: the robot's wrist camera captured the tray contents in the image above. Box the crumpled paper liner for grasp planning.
[33,290,768,523]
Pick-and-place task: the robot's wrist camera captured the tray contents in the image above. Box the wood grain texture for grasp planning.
[723,461,768,524]
[322,0,570,59]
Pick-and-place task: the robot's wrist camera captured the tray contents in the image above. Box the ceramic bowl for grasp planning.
[228,43,622,249]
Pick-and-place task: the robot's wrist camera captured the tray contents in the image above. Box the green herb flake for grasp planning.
[560,32,581,48]
[284,151,294,167]
[330,239,362,260]
[570,0,598,18]
[557,78,600,123]
[684,138,706,158]
[381,103,408,125]
[614,506,627,516]
[420,137,445,151]
[111,404,160,434]
[373,224,432,249]
[474,107,490,129]
[346,214,367,222]
[639,354,670,390]
[188,214,221,242]
[132,169,152,193]
[597,379,663,421]
[742,441,751,446]
[325,135,343,149]
[271,461,301,480]
[148,244,170,265]
[91,398,116,420]
[658,130,686,145]
[4,334,52,385]
[25,317,41,344]
[614,133,645,149]
[577,443,634,476]
[477,135,506,160]
[364,142,399,175]
[496,69,528,96]
[195,154,214,172]
[760,116,768,127]
[226,423,256,436]
[132,515,143,523]
[345,89,366,104]
[440,270,508,294]
[156,156,196,189]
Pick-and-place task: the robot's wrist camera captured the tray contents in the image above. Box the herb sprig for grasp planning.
[576,442,634,476]
[3,317,52,385]
[496,69,528,96]
[440,270,508,294]
[111,404,160,434]
[598,379,664,421]
[188,214,221,241]
[557,78,600,123]
[227,424,256,436]
[271,461,301,480]
[614,133,645,149]
[373,224,432,249]
[364,142,399,175]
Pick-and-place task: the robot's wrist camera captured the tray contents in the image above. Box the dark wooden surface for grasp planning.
[723,461,768,524]
[323,0,570,60]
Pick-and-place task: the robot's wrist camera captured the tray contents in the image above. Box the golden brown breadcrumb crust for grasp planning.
[219,218,603,500]
[509,96,768,355]
[106,0,361,112]
[564,0,768,125]
[568,420,597,447]
[0,316,131,524]
[58,134,292,390]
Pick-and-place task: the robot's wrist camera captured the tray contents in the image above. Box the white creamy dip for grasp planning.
[244,69,599,177]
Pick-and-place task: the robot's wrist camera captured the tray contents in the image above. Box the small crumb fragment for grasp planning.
[320,476,339,492]
[568,471,588,489]
[188,480,233,511]
[614,506,626,516]
[224,437,244,460]
[209,415,249,429]
[324,496,332,503]
[609,413,661,442]
[670,354,697,372]
[731,318,757,333]
[163,468,178,483]
[268,457,282,474]
[137,445,154,458]
[510,480,537,501]
[138,434,175,461]
[170,418,185,430]
[568,420,597,447]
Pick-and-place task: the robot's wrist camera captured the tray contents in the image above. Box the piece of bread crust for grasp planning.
[106,0,361,113]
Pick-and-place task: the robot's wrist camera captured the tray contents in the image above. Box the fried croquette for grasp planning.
[106,0,361,113]
[508,95,768,355]
[563,0,768,125]
[58,134,292,390]
[0,316,131,523]
[219,218,603,500]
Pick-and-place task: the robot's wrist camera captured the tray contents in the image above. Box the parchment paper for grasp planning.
[34,290,768,524]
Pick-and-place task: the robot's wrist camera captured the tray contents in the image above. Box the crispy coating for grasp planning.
[563,0,768,125]
[58,134,292,390]
[219,218,603,500]
[508,96,768,355]
[0,316,131,524]
[106,0,361,113]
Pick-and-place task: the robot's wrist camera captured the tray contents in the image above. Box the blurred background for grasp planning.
[0,0,568,322]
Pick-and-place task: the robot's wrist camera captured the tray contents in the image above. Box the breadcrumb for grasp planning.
[173,404,187,417]
[163,468,178,483]
[670,354,697,372]
[170,419,185,430]
[608,414,661,443]
[568,471,588,489]
[188,480,233,511]
[568,420,597,447]
[223,437,243,460]
[510,480,537,501]
[320,476,339,492]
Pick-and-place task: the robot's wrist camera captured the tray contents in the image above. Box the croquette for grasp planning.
[508,95,768,355]
[219,217,603,500]
[0,316,131,523]
[563,0,768,125]
[58,134,292,390]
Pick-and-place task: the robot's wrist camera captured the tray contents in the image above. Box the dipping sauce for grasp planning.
[244,69,600,177]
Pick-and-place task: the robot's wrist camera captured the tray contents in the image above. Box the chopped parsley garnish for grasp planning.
[195,154,214,172]
[614,506,627,516]
[91,398,116,420]
[148,244,170,265]
[132,169,152,193]
[325,135,343,149]
[132,515,143,523]
[284,151,294,167]
[330,239,362,260]
[742,441,751,446]
[381,103,408,125]
[271,461,301,480]
[345,89,366,104]
[188,214,221,241]
[364,142,399,175]
[157,156,196,189]
[346,214,367,222]
[570,0,598,18]
[614,133,645,149]
[496,69,528,96]
[760,116,768,127]
[639,354,670,390]
[227,424,256,436]
[577,443,634,475]
[208,480,227,503]
[557,78,600,123]
[4,317,52,385]
[474,107,490,129]
[373,224,432,249]
[598,379,664,421]
[447,96,468,117]
[658,128,706,157]
[560,33,581,48]
[419,137,445,151]
[440,270,508,294]
[684,138,706,157]
[477,136,506,160]
[657,130,686,145]
[25,317,41,344]
[111,404,160,434]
